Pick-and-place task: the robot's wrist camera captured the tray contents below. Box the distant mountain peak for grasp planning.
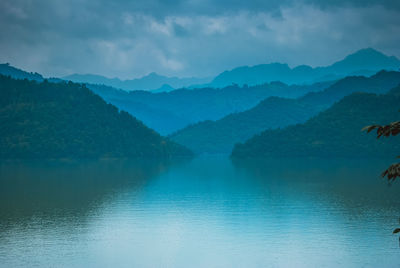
[330,48,400,72]
[209,47,400,87]
[145,72,163,78]
[62,71,210,91]
[344,47,396,60]
[354,47,381,53]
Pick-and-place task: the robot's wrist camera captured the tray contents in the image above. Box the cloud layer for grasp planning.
[1,0,400,79]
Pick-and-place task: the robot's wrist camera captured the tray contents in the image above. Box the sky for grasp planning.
[1,0,400,79]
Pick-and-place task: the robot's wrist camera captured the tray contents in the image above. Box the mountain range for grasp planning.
[171,71,400,154]
[88,81,332,135]
[63,72,211,91]
[56,48,400,91]
[0,63,332,135]
[231,85,400,158]
[1,47,400,150]
[209,48,400,87]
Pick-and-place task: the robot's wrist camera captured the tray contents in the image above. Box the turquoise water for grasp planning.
[0,157,400,267]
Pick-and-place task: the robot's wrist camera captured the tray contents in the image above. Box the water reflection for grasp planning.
[0,159,178,226]
[0,157,399,267]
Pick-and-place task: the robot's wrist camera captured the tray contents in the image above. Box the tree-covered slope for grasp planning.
[86,84,192,135]
[171,71,400,154]
[231,86,400,158]
[0,75,192,159]
[88,81,332,135]
[170,98,320,154]
[0,63,333,135]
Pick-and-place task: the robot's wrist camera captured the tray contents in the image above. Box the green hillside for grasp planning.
[0,75,192,159]
[231,86,400,158]
[171,71,400,154]
[170,97,320,154]
[88,80,332,135]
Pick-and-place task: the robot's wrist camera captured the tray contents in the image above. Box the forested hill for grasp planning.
[231,86,400,158]
[0,75,192,159]
[171,70,400,154]
[0,63,333,135]
[88,80,332,135]
[169,97,320,154]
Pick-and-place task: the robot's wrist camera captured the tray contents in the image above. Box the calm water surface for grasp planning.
[0,157,400,267]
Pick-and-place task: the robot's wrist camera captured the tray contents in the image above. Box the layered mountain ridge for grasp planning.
[231,85,400,158]
[171,71,400,154]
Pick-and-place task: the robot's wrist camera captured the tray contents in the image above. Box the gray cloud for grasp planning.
[1,0,400,79]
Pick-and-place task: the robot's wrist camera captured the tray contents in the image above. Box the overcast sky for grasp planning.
[1,0,400,79]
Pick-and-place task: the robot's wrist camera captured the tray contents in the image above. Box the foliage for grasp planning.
[363,121,400,138]
[0,63,333,135]
[170,97,320,154]
[89,80,333,135]
[173,71,400,155]
[382,163,400,181]
[231,85,400,158]
[0,75,192,159]
[363,120,400,182]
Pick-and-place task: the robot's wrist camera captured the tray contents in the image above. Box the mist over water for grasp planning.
[0,157,399,267]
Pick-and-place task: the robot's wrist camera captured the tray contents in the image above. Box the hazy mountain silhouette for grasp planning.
[0,75,192,159]
[209,48,400,87]
[2,48,398,138]
[87,84,192,135]
[171,71,400,154]
[231,85,400,158]
[63,72,211,91]
[88,81,332,135]
[324,48,400,74]
[0,64,197,134]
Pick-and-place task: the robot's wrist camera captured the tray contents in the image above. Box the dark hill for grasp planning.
[0,63,333,135]
[90,81,332,135]
[231,86,400,158]
[171,71,400,154]
[0,75,192,159]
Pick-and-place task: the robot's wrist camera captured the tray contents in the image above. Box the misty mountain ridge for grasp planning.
[17,47,397,92]
[89,80,333,135]
[63,72,211,92]
[171,70,400,154]
[1,48,399,139]
[231,84,400,158]
[209,48,400,87]
[0,63,329,135]
[2,47,398,93]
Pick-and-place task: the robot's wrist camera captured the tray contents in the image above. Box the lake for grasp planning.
[0,157,400,267]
